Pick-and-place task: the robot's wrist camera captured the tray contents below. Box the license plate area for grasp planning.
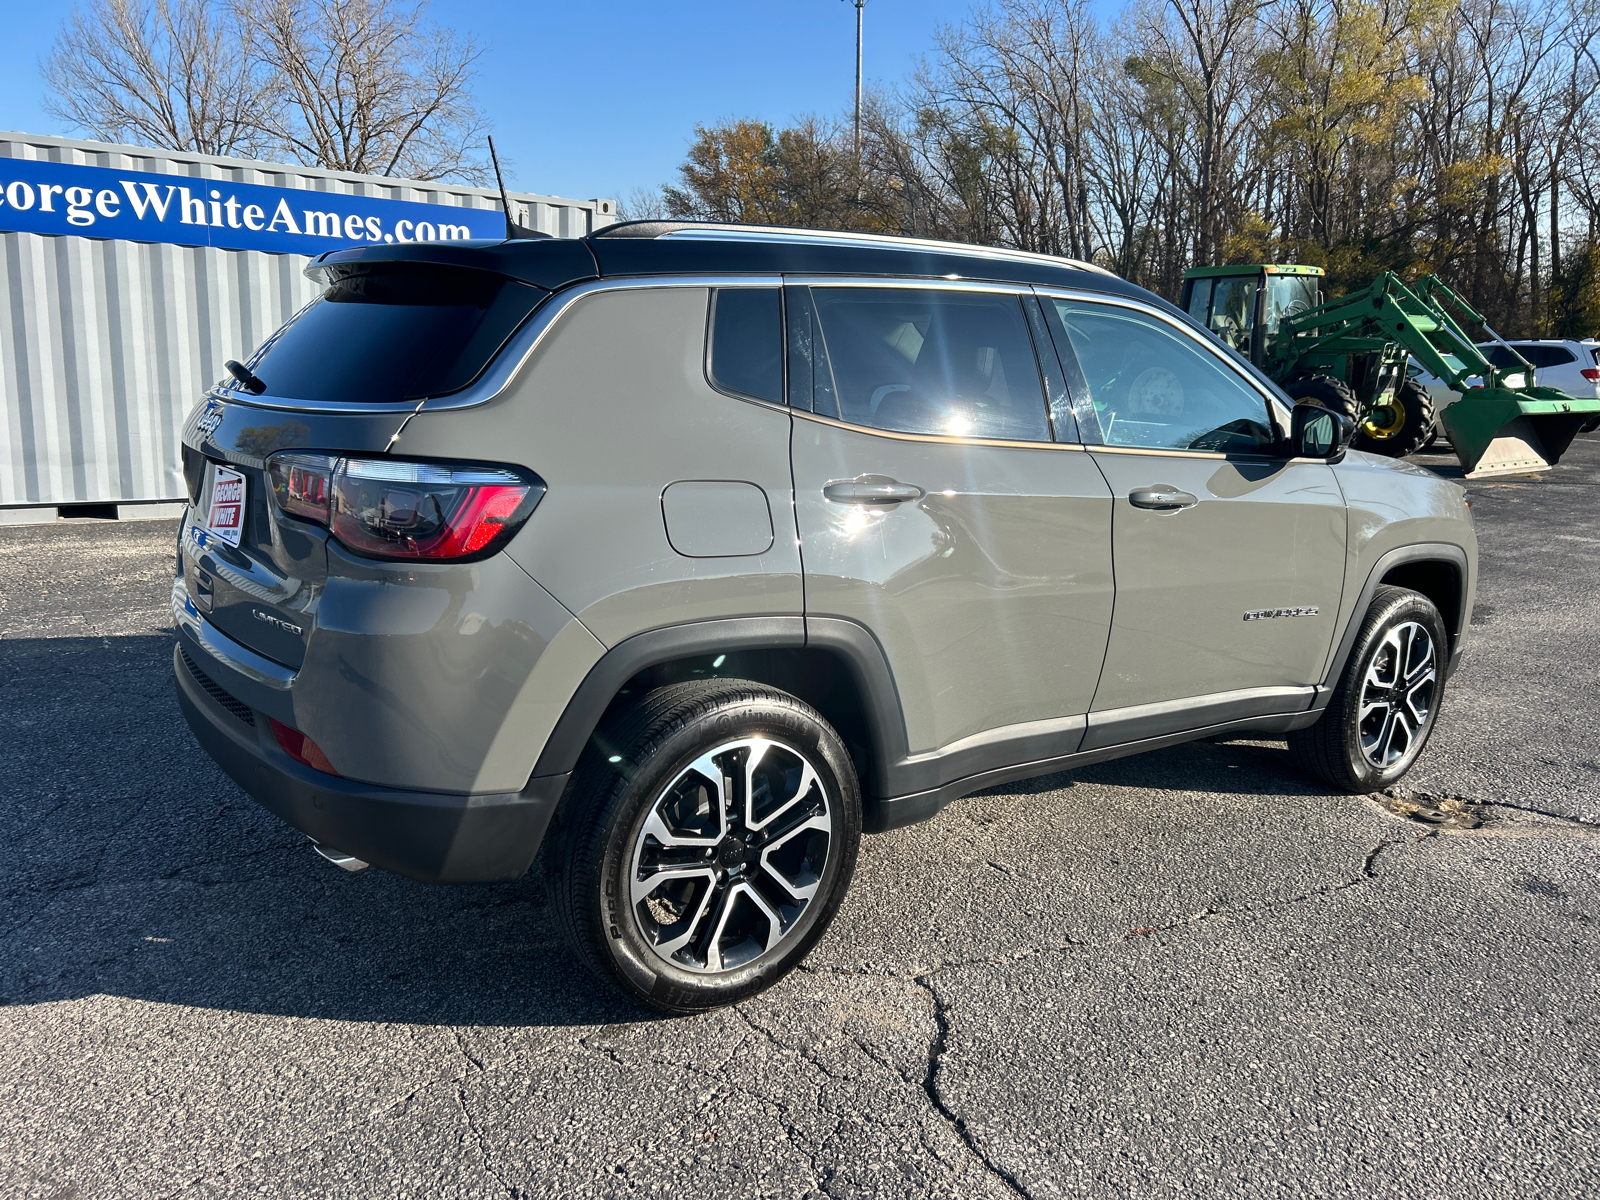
[205,464,247,547]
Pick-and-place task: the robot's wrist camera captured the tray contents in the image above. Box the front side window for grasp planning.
[707,288,783,403]
[796,286,1051,442]
[1046,300,1277,453]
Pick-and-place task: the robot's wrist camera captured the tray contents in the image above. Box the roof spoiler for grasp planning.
[306,239,598,291]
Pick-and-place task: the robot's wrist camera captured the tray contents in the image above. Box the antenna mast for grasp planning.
[487,136,517,239]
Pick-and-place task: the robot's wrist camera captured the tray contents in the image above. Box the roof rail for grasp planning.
[590,219,1115,277]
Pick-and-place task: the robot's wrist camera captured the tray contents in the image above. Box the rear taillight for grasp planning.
[267,453,544,562]
[1581,368,1600,382]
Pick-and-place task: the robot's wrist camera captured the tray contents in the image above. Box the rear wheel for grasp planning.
[1288,586,1448,792]
[1353,379,1435,458]
[545,680,861,1013]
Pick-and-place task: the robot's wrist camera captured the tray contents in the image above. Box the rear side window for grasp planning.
[1523,344,1575,368]
[796,286,1051,442]
[236,264,545,404]
[707,288,783,403]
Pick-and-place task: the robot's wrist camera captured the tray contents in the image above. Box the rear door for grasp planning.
[1036,293,1347,745]
[787,280,1115,764]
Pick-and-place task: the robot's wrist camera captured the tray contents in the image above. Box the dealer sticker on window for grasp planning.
[206,466,246,547]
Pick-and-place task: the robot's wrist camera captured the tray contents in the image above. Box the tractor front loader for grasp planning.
[1179,264,1600,477]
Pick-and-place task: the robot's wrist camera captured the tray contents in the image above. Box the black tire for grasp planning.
[1353,378,1435,458]
[544,679,862,1013]
[1283,374,1361,424]
[1288,586,1449,792]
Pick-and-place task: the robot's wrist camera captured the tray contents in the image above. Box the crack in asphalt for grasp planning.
[450,1029,519,1199]
[790,832,1423,1199]
[913,971,1034,1199]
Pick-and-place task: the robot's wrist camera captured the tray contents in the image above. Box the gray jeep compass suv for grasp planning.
[173,222,1476,1011]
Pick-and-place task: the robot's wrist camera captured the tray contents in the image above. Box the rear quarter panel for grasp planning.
[397,285,803,646]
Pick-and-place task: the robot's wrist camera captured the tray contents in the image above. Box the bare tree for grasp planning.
[245,0,489,182]
[42,0,272,158]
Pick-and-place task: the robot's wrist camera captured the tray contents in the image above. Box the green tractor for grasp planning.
[1179,263,1600,476]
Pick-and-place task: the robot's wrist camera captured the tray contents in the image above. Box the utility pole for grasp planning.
[845,0,866,160]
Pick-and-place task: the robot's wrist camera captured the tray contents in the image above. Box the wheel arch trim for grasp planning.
[1318,542,1471,703]
[527,616,911,792]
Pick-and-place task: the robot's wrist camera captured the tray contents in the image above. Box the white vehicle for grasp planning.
[1410,338,1600,418]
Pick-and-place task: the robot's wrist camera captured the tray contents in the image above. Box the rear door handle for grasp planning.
[823,476,925,506]
[1128,486,1198,511]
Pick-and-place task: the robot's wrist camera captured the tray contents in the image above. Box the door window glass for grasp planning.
[1185,277,1213,323]
[803,287,1051,441]
[707,288,783,403]
[1047,300,1277,453]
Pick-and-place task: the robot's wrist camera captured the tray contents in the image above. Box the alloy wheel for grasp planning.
[1358,620,1437,769]
[628,738,833,974]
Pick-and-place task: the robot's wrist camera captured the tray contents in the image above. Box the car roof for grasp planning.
[307,220,1161,309]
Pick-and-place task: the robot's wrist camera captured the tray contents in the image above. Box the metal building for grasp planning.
[0,131,613,522]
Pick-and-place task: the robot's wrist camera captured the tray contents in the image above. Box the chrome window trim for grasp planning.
[1031,285,1294,448]
[791,407,1087,452]
[202,275,784,416]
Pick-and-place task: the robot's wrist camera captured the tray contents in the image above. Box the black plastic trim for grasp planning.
[528,617,808,780]
[865,708,1323,833]
[175,645,563,883]
[1320,543,1471,692]
[528,615,1343,835]
[1080,687,1314,751]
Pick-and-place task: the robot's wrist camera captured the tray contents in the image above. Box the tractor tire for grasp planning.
[1352,379,1435,458]
[1282,375,1361,424]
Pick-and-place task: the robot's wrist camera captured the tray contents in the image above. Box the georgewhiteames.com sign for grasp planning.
[0,155,506,255]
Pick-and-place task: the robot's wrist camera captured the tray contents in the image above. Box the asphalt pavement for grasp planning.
[2,437,1598,1199]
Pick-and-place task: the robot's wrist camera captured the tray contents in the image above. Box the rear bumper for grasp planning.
[173,643,567,883]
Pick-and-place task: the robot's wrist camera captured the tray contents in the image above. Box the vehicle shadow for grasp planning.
[0,633,1336,1028]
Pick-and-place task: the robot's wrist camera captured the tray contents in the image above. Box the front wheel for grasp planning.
[545,680,862,1013]
[1288,586,1448,792]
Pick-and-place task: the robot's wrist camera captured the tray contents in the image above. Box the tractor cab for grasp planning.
[1179,264,1324,367]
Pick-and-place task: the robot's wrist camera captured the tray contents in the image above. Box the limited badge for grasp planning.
[207,466,247,547]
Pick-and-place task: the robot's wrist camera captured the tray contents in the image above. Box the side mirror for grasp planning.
[1290,403,1353,460]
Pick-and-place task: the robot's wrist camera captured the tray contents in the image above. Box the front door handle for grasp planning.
[1128,486,1198,511]
[823,476,925,506]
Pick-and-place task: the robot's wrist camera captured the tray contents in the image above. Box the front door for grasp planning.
[786,282,1115,768]
[1037,294,1347,743]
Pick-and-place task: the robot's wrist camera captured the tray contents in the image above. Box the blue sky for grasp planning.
[0,0,995,204]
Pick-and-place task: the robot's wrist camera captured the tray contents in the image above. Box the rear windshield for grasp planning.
[234,264,545,404]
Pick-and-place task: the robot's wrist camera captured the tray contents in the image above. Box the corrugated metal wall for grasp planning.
[0,132,613,509]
